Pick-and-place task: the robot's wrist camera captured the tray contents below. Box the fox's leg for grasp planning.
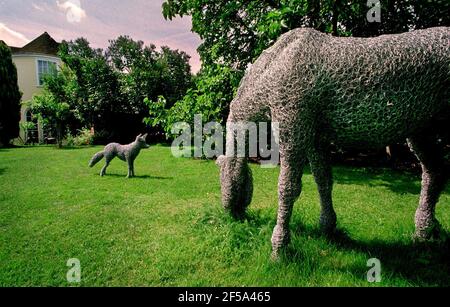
[100,155,113,177]
[126,159,134,178]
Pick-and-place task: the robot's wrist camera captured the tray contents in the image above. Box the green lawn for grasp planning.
[0,145,448,287]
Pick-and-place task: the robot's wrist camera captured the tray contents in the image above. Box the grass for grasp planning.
[0,145,449,287]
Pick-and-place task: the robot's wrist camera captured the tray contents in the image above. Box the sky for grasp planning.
[0,0,202,72]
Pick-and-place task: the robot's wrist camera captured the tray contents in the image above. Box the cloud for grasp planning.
[32,3,45,12]
[56,0,87,24]
[0,23,30,47]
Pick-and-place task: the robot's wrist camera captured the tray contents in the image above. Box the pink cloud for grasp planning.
[0,23,30,47]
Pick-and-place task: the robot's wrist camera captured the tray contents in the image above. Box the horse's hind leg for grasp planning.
[308,145,337,234]
[407,135,447,240]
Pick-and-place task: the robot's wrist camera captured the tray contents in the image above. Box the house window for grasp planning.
[37,59,57,86]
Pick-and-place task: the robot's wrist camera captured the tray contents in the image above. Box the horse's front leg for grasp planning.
[308,145,337,234]
[271,148,306,260]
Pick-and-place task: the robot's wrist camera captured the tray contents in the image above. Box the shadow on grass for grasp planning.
[101,173,173,180]
[0,168,5,176]
[333,166,424,195]
[216,208,450,286]
[58,146,98,151]
[334,166,450,196]
[287,221,450,286]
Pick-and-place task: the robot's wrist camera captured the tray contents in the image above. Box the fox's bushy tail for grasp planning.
[89,151,104,167]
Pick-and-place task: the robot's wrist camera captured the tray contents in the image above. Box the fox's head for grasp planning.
[136,133,150,148]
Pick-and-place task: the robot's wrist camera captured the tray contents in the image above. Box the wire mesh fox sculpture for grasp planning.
[89,134,149,178]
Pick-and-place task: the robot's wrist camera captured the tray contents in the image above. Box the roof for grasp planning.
[9,46,21,53]
[11,32,60,56]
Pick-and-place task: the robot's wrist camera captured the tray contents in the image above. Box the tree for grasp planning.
[158,46,193,106]
[144,64,241,138]
[107,36,192,110]
[59,38,124,132]
[0,41,21,146]
[59,36,193,143]
[107,36,160,115]
[28,67,76,148]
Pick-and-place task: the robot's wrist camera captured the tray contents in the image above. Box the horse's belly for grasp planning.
[327,96,435,148]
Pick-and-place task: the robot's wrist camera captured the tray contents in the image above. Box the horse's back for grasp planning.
[239,27,449,148]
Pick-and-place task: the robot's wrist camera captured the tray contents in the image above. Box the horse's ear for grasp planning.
[216,155,226,167]
[142,133,148,139]
[137,133,142,138]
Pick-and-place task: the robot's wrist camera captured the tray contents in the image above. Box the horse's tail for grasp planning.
[89,151,104,167]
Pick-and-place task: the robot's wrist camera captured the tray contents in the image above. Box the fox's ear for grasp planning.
[216,155,226,167]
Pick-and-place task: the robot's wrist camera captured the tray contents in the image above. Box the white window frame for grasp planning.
[36,58,58,87]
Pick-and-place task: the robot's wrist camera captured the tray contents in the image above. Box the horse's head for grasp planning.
[216,155,253,218]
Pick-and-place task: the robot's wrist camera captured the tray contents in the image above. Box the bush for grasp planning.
[73,128,94,146]
[92,130,112,145]
[64,133,75,147]
[64,128,94,147]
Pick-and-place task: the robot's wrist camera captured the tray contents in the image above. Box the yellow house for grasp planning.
[9,32,62,143]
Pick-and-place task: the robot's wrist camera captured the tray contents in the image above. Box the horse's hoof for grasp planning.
[413,222,443,243]
[319,213,337,235]
[271,251,281,262]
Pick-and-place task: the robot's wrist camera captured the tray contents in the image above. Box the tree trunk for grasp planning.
[56,123,63,149]
[332,0,340,36]
[307,0,321,29]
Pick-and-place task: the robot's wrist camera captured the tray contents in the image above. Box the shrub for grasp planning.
[0,41,21,146]
[73,128,94,146]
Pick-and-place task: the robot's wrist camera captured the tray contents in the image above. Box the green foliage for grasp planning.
[27,67,77,148]
[0,41,22,146]
[66,128,94,147]
[19,121,37,144]
[144,65,242,139]
[20,121,36,132]
[30,93,70,127]
[143,96,169,133]
[59,38,123,130]
[58,36,192,142]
